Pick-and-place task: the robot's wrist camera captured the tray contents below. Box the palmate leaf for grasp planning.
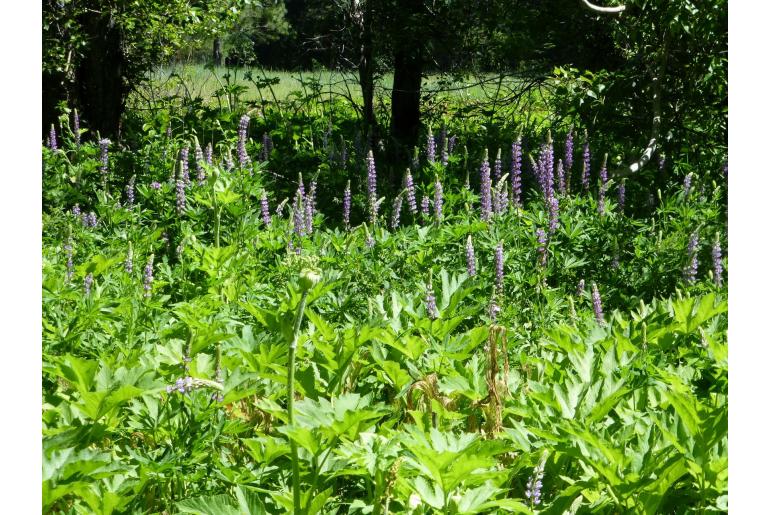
[176,494,243,515]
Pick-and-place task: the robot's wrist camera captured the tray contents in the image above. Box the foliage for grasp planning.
[42,94,727,512]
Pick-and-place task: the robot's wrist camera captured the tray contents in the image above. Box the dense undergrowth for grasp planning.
[42,100,727,514]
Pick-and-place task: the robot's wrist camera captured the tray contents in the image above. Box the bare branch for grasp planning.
[579,0,626,14]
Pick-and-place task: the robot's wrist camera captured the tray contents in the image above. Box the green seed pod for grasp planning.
[298,267,321,291]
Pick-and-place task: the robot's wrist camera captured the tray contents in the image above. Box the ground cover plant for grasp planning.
[42,96,727,513]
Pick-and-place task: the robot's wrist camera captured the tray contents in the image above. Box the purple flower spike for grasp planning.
[493,148,502,183]
[577,279,585,296]
[49,124,58,151]
[151,181,161,190]
[260,191,272,226]
[125,175,135,208]
[434,176,443,222]
[343,180,351,230]
[684,232,699,283]
[548,195,559,234]
[292,188,305,237]
[84,273,93,295]
[466,235,476,277]
[556,159,566,195]
[405,169,418,215]
[143,254,154,298]
[598,154,608,215]
[536,228,548,267]
[421,195,430,217]
[125,243,133,274]
[683,173,693,198]
[480,149,492,221]
[262,132,273,161]
[205,143,213,165]
[238,115,251,168]
[591,282,604,324]
[180,147,190,186]
[366,150,378,224]
[195,143,206,184]
[391,193,403,230]
[712,237,723,287]
[525,460,545,507]
[176,176,186,215]
[495,242,504,293]
[425,282,438,320]
[72,204,81,216]
[304,181,316,235]
[511,138,522,207]
[564,127,574,174]
[99,138,111,185]
[426,127,436,164]
[581,131,591,192]
[617,182,626,213]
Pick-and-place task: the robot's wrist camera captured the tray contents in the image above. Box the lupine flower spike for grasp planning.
[143,254,154,298]
[591,282,605,324]
[195,142,206,184]
[425,281,438,320]
[525,458,546,507]
[84,273,93,295]
[49,124,58,151]
[180,146,190,186]
[480,149,492,221]
[99,138,111,186]
[366,150,378,224]
[684,232,699,283]
[581,130,591,192]
[237,115,251,168]
[125,242,133,274]
[404,169,418,215]
[391,193,403,230]
[493,148,502,183]
[343,180,351,230]
[125,175,135,208]
[617,181,626,213]
[433,175,443,222]
[511,137,522,207]
[577,279,585,296]
[260,191,272,226]
[598,153,608,215]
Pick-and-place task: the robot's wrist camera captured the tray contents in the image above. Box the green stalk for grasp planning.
[288,290,310,514]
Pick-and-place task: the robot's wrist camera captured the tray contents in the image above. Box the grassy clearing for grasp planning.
[141,64,540,105]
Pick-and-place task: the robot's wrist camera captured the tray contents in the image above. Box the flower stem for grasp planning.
[288,290,309,514]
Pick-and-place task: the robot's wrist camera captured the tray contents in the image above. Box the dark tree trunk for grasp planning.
[388,0,424,171]
[213,38,223,67]
[358,0,375,148]
[75,11,127,139]
[390,47,423,156]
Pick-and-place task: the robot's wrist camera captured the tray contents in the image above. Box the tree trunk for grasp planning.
[213,38,223,67]
[75,11,126,139]
[358,0,375,147]
[388,0,424,170]
[390,47,423,156]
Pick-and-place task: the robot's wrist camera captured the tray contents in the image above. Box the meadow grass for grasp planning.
[142,63,543,106]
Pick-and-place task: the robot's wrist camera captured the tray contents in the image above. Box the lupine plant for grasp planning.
[42,98,727,515]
